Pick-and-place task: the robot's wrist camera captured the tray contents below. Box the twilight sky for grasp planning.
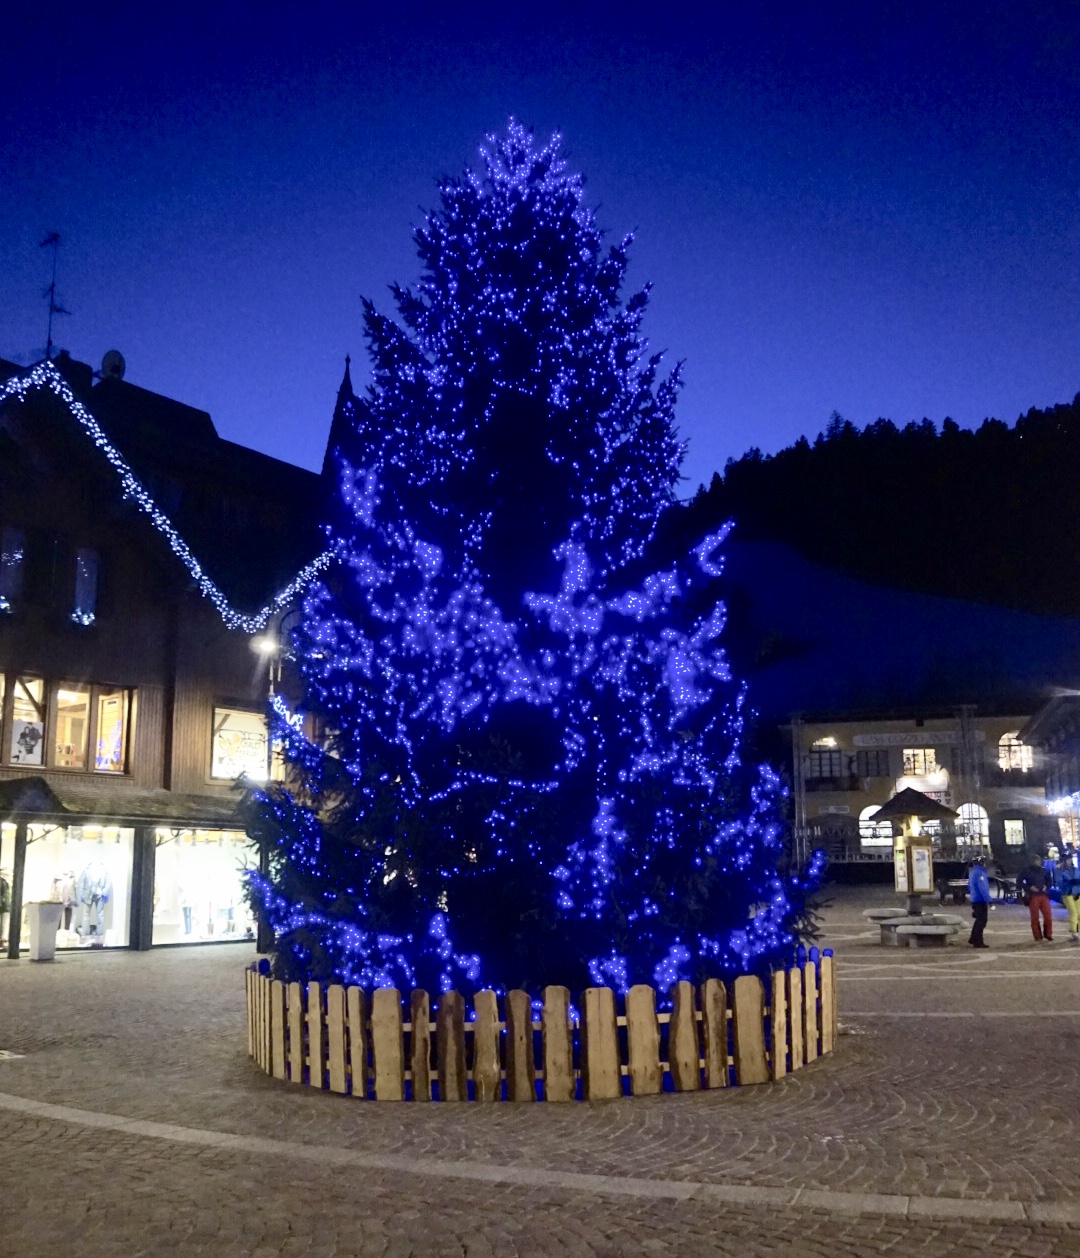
[3,2,1079,492]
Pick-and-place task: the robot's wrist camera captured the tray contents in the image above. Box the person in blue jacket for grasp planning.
[968,856,992,948]
[1058,851,1080,945]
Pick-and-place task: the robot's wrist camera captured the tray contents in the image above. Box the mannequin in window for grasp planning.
[51,871,77,931]
[76,861,112,944]
[179,884,193,935]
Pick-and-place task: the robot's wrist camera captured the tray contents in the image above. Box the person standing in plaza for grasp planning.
[968,855,991,948]
[1058,851,1080,945]
[1019,860,1054,942]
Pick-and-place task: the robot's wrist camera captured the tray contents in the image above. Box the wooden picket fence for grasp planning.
[246,949,837,1101]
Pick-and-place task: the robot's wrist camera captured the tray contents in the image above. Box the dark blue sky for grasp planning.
[3,2,1079,491]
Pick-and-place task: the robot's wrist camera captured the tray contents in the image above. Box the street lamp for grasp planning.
[247,611,301,954]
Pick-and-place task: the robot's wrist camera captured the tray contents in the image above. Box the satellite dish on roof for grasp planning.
[101,349,126,380]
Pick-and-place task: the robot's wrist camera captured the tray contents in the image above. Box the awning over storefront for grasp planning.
[0,776,78,823]
[0,776,246,829]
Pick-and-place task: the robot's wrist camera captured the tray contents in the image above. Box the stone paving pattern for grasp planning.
[1,888,1078,1255]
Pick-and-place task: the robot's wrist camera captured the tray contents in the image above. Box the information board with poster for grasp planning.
[910,843,935,894]
[894,846,909,893]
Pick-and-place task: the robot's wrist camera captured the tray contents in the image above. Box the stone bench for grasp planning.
[881,921,960,947]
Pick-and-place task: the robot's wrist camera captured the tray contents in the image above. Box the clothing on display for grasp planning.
[151,830,256,945]
[51,872,77,930]
[75,861,112,942]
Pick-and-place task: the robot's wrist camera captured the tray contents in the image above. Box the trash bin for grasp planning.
[26,902,64,961]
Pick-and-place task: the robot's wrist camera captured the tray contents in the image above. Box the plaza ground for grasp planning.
[1,886,1079,1256]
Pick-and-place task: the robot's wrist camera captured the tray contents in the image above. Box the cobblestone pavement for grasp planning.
[1,887,1079,1255]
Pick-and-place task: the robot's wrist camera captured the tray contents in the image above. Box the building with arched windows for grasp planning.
[792,710,1055,868]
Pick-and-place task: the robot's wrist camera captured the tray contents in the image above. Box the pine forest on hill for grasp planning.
[686,397,1080,620]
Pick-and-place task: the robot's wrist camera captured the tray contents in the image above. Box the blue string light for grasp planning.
[244,122,822,995]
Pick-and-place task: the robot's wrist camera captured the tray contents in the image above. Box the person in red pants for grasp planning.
[1020,862,1054,942]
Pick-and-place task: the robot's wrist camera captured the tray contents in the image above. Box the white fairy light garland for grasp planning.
[0,360,331,633]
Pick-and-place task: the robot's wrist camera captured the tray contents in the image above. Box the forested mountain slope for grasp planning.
[687,398,1080,618]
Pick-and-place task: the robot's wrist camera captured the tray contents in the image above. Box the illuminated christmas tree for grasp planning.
[246,122,820,994]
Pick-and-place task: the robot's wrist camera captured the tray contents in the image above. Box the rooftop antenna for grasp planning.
[40,231,70,361]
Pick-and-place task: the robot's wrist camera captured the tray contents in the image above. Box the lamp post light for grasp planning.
[248,612,300,954]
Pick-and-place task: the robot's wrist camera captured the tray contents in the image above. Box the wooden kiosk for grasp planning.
[865,789,966,945]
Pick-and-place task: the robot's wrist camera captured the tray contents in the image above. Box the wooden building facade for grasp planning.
[0,351,331,955]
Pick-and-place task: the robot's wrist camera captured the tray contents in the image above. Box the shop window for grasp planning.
[855,749,890,777]
[5,822,134,949]
[71,547,99,626]
[1,676,132,772]
[95,688,130,773]
[10,676,45,765]
[0,526,25,612]
[1058,815,1078,846]
[998,731,1033,772]
[1004,819,1025,847]
[902,747,938,776]
[211,706,282,782]
[151,829,256,944]
[53,684,90,770]
[858,805,893,846]
[957,802,990,845]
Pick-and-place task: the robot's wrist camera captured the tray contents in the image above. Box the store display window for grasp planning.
[152,829,256,944]
[10,676,45,765]
[0,822,133,949]
[53,683,91,769]
[95,688,129,773]
[210,706,282,782]
[0,675,134,773]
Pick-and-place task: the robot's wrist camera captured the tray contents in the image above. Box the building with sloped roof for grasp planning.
[0,351,341,956]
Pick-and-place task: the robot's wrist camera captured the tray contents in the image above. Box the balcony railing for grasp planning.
[804,775,861,793]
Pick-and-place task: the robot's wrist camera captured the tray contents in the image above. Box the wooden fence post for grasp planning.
[625,984,662,1096]
[346,986,368,1097]
[287,981,304,1084]
[700,978,728,1089]
[472,990,502,1102]
[271,980,287,1081]
[410,989,432,1101]
[437,990,467,1101]
[581,987,621,1100]
[371,987,405,1101]
[246,969,255,1058]
[505,989,536,1102]
[254,974,264,1070]
[541,985,575,1103]
[669,981,701,1092]
[770,970,787,1081]
[820,955,836,1054]
[788,966,804,1071]
[731,975,769,1085]
[803,960,819,1063]
[327,984,348,1094]
[259,975,270,1072]
[307,982,325,1089]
